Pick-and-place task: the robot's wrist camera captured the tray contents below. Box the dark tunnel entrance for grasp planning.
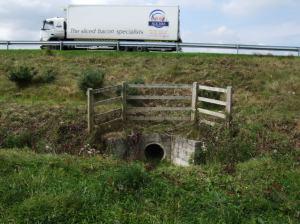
[144,144,165,161]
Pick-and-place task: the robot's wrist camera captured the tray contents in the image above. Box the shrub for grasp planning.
[126,77,145,106]
[8,65,37,88]
[78,69,105,93]
[118,77,145,96]
[115,78,144,96]
[34,68,57,84]
[2,131,36,148]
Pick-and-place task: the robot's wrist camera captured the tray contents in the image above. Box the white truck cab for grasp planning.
[40,17,66,41]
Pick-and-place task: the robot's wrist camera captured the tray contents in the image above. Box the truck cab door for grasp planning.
[54,21,65,39]
[40,19,65,41]
[40,21,55,41]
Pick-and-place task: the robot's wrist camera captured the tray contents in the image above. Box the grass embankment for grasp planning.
[0,50,299,161]
[0,149,299,223]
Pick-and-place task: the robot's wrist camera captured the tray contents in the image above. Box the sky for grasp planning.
[0,0,300,47]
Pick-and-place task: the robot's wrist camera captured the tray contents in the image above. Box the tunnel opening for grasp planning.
[144,144,165,161]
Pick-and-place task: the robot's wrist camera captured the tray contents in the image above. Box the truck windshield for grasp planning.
[43,21,54,30]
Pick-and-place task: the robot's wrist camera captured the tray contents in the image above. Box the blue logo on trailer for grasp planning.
[149,9,169,28]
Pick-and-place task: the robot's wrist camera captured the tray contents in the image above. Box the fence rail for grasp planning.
[87,82,233,133]
[127,107,191,113]
[1,40,299,55]
[94,96,122,106]
[87,85,122,133]
[128,84,192,89]
[127,95,191,100]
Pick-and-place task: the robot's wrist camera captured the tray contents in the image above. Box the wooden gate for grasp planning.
[87,82,232,133]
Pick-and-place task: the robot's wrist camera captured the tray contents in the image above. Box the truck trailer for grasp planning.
[40,5,181,51]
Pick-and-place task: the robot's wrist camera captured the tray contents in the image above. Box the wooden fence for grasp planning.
[87,85,122,133]
[87,82,232,133]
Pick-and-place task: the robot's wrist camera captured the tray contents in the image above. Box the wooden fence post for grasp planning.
[121,82,127,121]
[226,86,233,127]
[191,82,198,123]
[87,88,94,133]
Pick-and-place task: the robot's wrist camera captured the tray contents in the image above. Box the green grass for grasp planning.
[0,149,299,224]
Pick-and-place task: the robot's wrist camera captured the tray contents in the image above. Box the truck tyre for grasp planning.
[136,46,144,52]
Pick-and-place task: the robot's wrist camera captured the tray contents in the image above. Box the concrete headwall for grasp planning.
[104,133,202,166]
[171,136,202,166]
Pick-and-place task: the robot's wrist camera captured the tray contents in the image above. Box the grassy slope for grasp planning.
[0,149,299,224]
[0,50,299,156]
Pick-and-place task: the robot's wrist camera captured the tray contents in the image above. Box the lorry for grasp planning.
[40,5,181,51]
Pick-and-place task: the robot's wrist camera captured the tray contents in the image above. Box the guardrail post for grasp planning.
[121,82,127,122]
[59,41,63,51]
[226,86,233,128]
[236,44,239,55]
[191,82,198,123]
[176,43,179,53]
[116,41,120,51]
[87,88,94,133]
[6,41,9,50]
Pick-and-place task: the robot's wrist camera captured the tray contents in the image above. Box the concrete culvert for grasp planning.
[144,144,165,161]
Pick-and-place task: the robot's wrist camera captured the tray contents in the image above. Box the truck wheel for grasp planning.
[40,45,57,50]
[136,46,144,52]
